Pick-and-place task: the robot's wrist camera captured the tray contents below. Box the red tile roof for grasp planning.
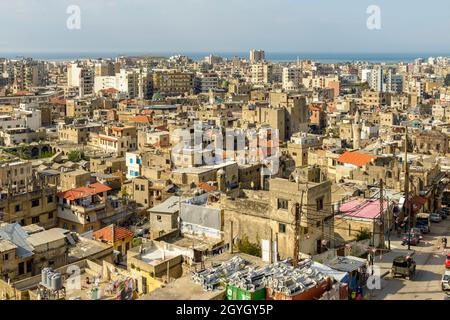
[58,183,111,201]
[337,151,378,167]
[93,225,134,243]
[100,87,119,93]
[129,115,152,124]
[99,135,118,142]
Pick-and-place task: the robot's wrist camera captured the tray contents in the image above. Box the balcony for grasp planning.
[71,202,106,214]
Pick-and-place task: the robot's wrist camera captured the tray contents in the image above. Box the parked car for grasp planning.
[391,255,416,279]
[402,233,420,246]
[446,253,450,269]
[430,213,442,223]
[442,270,450,291]
[409,228,423,239]
[438,209,448,220]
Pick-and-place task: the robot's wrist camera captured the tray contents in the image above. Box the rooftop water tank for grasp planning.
[50,273,63,291]
[41,268,50,286]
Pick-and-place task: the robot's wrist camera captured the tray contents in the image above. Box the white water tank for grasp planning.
[41,268,50,286]
[50,273,63,291]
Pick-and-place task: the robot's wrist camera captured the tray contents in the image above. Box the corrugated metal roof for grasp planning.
[0,223,34,258]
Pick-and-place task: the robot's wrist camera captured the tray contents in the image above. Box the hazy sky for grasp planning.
[1,0,450,53]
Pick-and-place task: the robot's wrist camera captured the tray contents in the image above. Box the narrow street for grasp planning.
[369,216,450,300]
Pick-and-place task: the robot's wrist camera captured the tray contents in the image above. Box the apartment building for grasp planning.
[251,62,272,84]
[221,167,333,258]
[0,224,67,282]
[249,49,265,63]
[0,186,58,229]
[152,70,193,96]
[0,160,32,190]
[194,72,219,93]
[57,121,102,144]
[66,99,93,118]
[57,182,112,233]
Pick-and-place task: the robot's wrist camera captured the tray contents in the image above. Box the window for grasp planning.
[157,215,162,222]
[3,253,8,261]
[140,185,145,191]
[135,184,139,191]
[48,212,54,219]
[18,262,25,275]
[31,199,40,207]
[279,223,286,233]
[26,260,32,273]
[47,195,54,203]
[32,216,40,223]
[15,204,22,212]
[316,197,324,211]
[277,199,288,210]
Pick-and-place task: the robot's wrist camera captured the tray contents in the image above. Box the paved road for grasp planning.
[368,216,450,300]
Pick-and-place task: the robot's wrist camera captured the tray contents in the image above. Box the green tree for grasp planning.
[68,150,86,162]
[236,235,262,257]
[355,228,372,241]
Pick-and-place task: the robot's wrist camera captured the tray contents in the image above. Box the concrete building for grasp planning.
[251,63,272,84]
[221,168,333,258]
[249,49,265,63]
[194,72,219,94]
[152,70,193,96]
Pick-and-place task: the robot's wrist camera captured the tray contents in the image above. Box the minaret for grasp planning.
[352,109,362,150]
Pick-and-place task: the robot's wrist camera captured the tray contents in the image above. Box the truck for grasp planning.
[391,255,416,280]
[415,213,431,233]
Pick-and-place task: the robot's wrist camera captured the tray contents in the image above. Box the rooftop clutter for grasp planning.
[191,256,330,298]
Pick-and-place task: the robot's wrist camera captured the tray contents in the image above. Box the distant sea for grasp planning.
[2,52,450,63]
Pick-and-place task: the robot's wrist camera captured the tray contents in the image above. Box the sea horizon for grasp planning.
[1,52,450,64]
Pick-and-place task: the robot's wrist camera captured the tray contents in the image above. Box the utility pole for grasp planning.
[387,199,391,250]
[293,190,304,268]
[379,179,384,250]
[404,126,411,250]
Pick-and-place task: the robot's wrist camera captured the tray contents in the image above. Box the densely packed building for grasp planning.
[0,51,448,300]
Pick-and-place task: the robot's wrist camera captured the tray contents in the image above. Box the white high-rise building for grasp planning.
[369,65,383,92]
[282,66,301,90]
[67,63,82,87]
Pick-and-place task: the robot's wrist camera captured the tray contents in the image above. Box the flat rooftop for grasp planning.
[68,237,112,263]
[139,275,225,300]
[138,246,179,266]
